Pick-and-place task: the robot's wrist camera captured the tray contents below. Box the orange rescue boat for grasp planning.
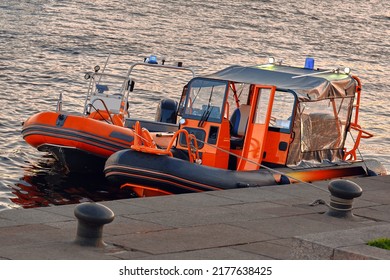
[22,57,195,173]
[105,57,387,197]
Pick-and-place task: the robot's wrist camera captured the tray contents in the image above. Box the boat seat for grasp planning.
[230,104,250,149]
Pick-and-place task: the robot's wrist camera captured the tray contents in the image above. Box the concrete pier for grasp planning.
[0,175,389,260]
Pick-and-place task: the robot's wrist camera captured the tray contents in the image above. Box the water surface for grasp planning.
[1,0,389,210]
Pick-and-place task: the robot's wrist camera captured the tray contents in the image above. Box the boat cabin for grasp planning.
[175,62,364,171]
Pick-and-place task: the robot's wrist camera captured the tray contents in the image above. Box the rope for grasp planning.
[310,195,354,210]
[328,196,354,211]
[309,199,327,206]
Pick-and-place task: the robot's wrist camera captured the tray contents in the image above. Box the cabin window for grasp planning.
[299,97,353,152]
[226,83,251,118]
[268,90,295,132]
[183,78,228,123]
[177,84,188,116]
[254,88,273,124]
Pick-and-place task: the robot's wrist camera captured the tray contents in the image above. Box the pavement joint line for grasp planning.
[0,175,389,259]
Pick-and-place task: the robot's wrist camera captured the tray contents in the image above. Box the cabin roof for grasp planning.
[204,64,357,101]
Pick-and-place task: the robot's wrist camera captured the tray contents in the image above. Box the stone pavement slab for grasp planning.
[292,224,390,260]
[0,207,72,227]
[232,240,295,260]
[136,247,271,260]
[106,223,275,255]
[0,175,389,260]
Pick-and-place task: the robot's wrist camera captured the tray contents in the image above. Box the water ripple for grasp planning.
[0,0,389,210]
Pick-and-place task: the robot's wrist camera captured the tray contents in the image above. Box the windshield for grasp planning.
[181,78,228,123]
[89,73,130,97]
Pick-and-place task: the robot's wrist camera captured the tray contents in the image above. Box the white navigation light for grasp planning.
[268,57,275,64]
[344,67,351,74]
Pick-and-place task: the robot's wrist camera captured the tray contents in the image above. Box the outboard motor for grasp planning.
[155,98,178,124]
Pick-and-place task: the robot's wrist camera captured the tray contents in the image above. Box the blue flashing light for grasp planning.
[304,57,315,69]
[148,55,158,64]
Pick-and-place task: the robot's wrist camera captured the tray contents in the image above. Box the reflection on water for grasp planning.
[10,155,135,209]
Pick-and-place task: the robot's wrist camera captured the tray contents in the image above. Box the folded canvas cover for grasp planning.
[205,64,356,101]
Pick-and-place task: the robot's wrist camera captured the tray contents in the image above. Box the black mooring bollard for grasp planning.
[74,202,115,247]
[325,179,362,219]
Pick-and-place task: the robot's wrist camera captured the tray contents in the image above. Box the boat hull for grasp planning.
[22,111,135,172]
[104,149,278,195]
[37,144,107,173]
[104,149,386,197]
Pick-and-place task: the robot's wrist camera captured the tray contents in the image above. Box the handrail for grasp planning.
[86,71,129,80]
[344,123,373,161]
[342,76,374,161]
[351,75,362,126]
[130,121,200,163]
[83,59,195,116]
[126,62,196,78]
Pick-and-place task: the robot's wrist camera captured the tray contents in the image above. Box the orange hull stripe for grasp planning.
[121,183,173,196]
[106,167,222,192]
[23,125,132,156]
[286,166,365,182]
[109,164,222,191]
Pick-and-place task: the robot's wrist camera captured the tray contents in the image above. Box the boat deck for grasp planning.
[1,175,390,260]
